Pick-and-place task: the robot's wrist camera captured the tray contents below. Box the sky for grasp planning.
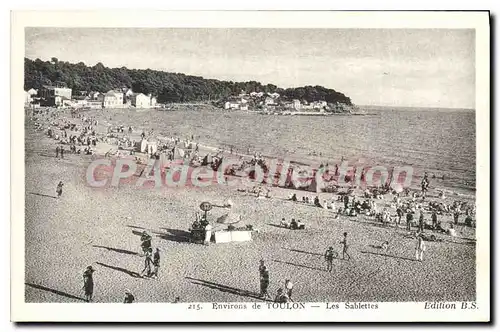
[25,28,475,109]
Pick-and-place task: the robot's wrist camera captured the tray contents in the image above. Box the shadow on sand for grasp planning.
[96,262,142,278]
[443,239,476,246]
[126,225,146,230]
[272,259,325,271]
[185,277,266,301]
[284,248,326,257]
[25,283,86,302]
[360,251,416,262]
[93,245,139,256]
[29,192,58,199]
[156,228,191,243]
[267,223,288,229]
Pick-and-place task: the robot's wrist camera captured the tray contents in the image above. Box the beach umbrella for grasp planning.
[216,213,242,225]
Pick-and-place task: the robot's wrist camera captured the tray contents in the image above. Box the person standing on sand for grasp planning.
[55,145,60,158]
[453,210,460,225]
[141,247,153,277]
[432,211,438,229]
[284,279,294,301]
[260,266,271,300]
[396,206,403,227]
[406,211,413,231]
[418,210,425,232]
[151,248,160,279]
[324,246,335,272]
[60,146,64,159]
[340,232,350,260]
[415,233,426,262]
[343,195,349,210]
[83,266,96,302]
[140,231,152,255]
[56,181,64,198]
[259,259,266,278]
[204,223,212,245]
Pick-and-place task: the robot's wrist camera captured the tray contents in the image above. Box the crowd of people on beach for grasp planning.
[27,106,476,303]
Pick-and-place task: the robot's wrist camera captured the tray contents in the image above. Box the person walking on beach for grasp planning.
[123,290,135,303]
[260,266,271,300]
[56,181,64,198]
[415,233,426,262]
[151,248,160,279]
[141,247,153,277]
[55,145,60,158]
[82,266,96,302]
[340,232,350,260]
[324,246,335,272]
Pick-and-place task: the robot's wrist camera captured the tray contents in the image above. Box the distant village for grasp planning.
[24,86,158,110]
[220,91,358,114]
[24,86,357,114]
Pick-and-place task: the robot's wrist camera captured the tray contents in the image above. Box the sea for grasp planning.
[103,105,477,195]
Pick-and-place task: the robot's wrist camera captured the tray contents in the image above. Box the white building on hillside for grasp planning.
[102,90,124,108]
[131,93,150,108]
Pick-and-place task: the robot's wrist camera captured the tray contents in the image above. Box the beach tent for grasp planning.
[159,152,170,169]
[140,139,148,153]
[172,147,185,159]
[202,154,213,166]
[147,141,158,155]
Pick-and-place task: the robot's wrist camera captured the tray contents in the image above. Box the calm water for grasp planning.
[107,106,476,193]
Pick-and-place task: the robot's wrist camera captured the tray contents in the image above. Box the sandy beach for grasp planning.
[24,107,476,303]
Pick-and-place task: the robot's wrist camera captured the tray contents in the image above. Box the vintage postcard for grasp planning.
[11,10,490,322]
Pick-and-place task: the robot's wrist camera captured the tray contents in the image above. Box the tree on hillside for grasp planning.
[23,57,353,105]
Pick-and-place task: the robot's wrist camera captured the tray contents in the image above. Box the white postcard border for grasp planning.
[10,10,490,322]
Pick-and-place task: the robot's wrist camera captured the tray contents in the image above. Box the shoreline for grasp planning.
[24,107,476,303]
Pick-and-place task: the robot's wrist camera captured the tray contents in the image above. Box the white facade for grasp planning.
[264,97,275,105]
[103,90,124,108]
[24,91,32,105]
[39,86,72,100]
[131,93,150,108]
[293,99,301,110]
[224,101,241,110]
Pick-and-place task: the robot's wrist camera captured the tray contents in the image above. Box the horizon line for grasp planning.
[359,104,475,111]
